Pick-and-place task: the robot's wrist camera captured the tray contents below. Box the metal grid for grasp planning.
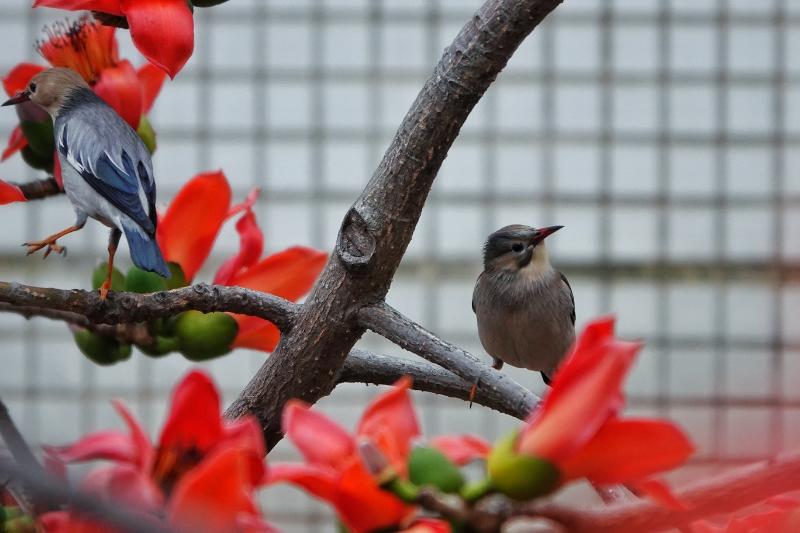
[1,0,800,529]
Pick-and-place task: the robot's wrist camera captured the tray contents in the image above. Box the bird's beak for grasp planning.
[2,91,30,107]
[530,225,564,246]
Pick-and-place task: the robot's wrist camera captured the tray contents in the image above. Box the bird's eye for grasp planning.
[28,82,37,94]
[511,242,524,253]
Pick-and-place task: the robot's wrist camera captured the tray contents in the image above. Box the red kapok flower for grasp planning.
[33,0,193,78]
[157,171,327,352]
[692,496,800,533]
[268,377,420,533]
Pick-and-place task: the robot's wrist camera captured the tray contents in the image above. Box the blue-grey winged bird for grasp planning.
[472,225,575,385]
[2,67,170,298]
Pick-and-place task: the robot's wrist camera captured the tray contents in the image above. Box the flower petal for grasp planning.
[518,318,640,463]
[228,246,328,300]
[93,59,142,129]
[168,445,264,533]
[403,519,452,533]
[629,478,690,511]
[32,0,124,16]
[214,209,263,286]
[230,317,281,352]
[2,63,46,97]
[80,464,164,512]
[429,435,492,466]
[111,398,154,471]
[1,126,27,162]
[265,463,338,502]
[0,180,25,205]
[223,415,267,461]
[282,400,355,471]
[157,170,232,281]
[559,418,695,485]
[46,430,137,464]
[53,150,64,189]
[136,62,167,115]
[120,0,194,78]
[157,370,223,455]
[227,187,260,219]
[357,377,420,469]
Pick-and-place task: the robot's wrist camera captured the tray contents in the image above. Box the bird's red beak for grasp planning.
[2,91,31,107]
[530,225,564,246]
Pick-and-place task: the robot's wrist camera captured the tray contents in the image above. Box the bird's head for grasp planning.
[482,224,563,275]
[2,67,89,117]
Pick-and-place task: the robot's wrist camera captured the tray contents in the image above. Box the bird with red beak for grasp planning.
[472,225,574,384]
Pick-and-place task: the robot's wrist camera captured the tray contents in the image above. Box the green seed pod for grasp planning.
[175,311,238,361]
[164,262,189,290]
[74,330,132,366]
[408,447,465,494]
[19,145,54,173]
[136,335,180,358]
[125,266,167,293]
[136,114,157,154]
[91,262,126,292]
[486,431,561,501]
[19,117,54,157]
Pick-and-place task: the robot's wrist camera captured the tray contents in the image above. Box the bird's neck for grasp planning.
[518,245,554,282]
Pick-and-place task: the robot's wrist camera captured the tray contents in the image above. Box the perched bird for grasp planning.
[472,225,575,384]
[2,67,169,298]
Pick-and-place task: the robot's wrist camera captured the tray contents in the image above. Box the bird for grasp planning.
[2,67,170,298]
[472,224,575,385]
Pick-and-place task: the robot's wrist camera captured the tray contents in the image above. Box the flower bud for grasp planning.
[18,115,54,157]
[125,266,167,293]
[174,310,238,361]
[164,262,189,290]
[73,330,132,366]
[91,262,125,292]
[19,145,54,173]
[136,114,157,154]
[487,431,560,501]
[408,447,465,494]
[136,335,179,358]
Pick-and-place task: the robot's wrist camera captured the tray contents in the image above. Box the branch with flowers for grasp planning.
[0,0,799,532]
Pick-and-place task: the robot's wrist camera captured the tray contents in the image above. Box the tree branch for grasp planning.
[11,177,64,201]
[0,282,297,330]
[357,304,539,416]
[224,0,563,450]
[339,349,536,419]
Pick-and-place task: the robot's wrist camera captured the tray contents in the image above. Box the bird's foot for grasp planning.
[469,383,477,407]
[23,239,65,258]
[99,279,112,300]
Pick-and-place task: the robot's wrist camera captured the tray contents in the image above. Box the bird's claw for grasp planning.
[23,240,65,258]
[99,279,111,300]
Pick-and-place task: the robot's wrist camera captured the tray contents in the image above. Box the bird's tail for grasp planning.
[122,223,171,279]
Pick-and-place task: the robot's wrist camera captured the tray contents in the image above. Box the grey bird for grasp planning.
[472,225,575,384]
[2,67,170,298]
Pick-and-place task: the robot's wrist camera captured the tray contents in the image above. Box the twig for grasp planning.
[0,282,298,330]
[339,349,537,419]
[356,304,538,416]
[11,177,63,201]
[0,459,177,533]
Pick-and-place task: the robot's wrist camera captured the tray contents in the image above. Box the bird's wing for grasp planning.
[559,271,576,325]
[56,95,157,235]
[472,272,484,314]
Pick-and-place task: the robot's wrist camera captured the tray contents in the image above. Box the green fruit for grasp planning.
[74,330,132,366]
[164,262,189,289]
[408,447,465,493]
[175,311,238,361]
[136,114,156,154]
[487,431,561,501]
[20,145,54,173]
[91,262,126,292]
[3,515,35,533]
[19,117,54,157]
[136,336,179,357]
[125,266,167,293]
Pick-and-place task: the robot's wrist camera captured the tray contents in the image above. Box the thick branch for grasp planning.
[357,304,538,417]
[339,350,535,419]
[225,0,563,450]
[12,177,64,201]
[0,282,297,330]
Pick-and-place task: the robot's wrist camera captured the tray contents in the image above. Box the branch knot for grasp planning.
[336,208,376,271]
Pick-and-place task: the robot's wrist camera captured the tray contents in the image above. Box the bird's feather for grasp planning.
[559,271,576,325]
[56,87,156,235]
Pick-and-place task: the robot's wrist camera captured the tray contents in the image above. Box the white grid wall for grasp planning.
[2,0,800,530]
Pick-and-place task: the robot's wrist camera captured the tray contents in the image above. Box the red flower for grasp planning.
[45,370,268,533]
[156,171,328,352]
[429,434,492,466]
[692,496,800,533]
[32,0,193,78]
[513,317,695,487]
[268,377,420,533]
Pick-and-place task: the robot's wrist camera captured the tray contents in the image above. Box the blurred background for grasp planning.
[1,0,800,530]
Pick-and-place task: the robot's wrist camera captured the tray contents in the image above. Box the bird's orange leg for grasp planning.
[100,229,122,300]
[24,223,85,258]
